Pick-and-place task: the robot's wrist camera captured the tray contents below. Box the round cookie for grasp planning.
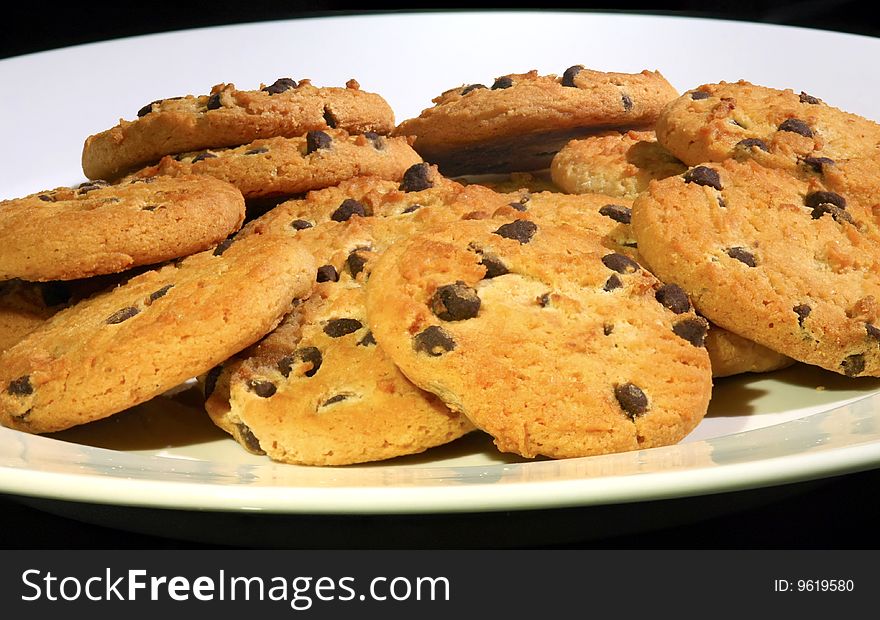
[393,66,679,176]
[705,327,794,378]
[632,159,880,377]
[0,176,245,281]
[550,130,687,198]
[0,281,63,353]
[655,80,880,172]
[0,226,316,433]
[122,130,422,199]
[364,218,713,459]
[83,77,396,180]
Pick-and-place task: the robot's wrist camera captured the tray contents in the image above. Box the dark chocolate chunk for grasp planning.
[306,130,333,154]
[561,65,584,87]
[77,180,109,194]
[735,138,769,152]
[805,191,846,209]
[603,324,614,336]
[603,274,623,291]
[191,151,217,164]
[841,354,866,377]
[235,422,264,454]
[106,306,140,325]
[322,394,350,406]
[37,194,56,202]
[347,249,370,278]
[206,93,222,110]
[598,204,632,224]
[245,147,269,155]
[683,166,722,190]
[331,198,368,222]
[402,203,422,214]
[316,264,339,283]
[149,284,174,302]
[493,219,537,244]
[867,323,880,342]
[801,156,835,172]
[279,347,323,378]
[508,201,528,212]
[491,76,514,90]
[480,254,509,279]
[461,83,486,95]
[690,90,710,100]
[323,318,363,337]
[203,365,222,400]
[322,106,338,128]
[538,293,551,307]
[793,304,812,327]
[247,380,277,398]
[262,78,297,94]
[363,131,384,149]
[413,325,456,356]
[655,283,691,314]
[213,237,235,256]
[7,376,33,396]
[400,163,433,192]
[291,219,314,230]
[621,93,633,112]
[137,99,162,117]
[726,246,757,267]
[811,203,854,224]
[778,118,814,137]
[430,281,481,321]
[615,383,649,418]
[357,331,377,347]
[673,317,708,347]
[799,91,821,104]
[601,253,639,274]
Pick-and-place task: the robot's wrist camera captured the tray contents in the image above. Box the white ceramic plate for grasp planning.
[2,11,880,517]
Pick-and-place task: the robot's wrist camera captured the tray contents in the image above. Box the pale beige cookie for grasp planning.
[122,130,422,199]
[551,130,687,198]
[0,227,316,433]
[655,80,880,172]
[0,176,245,281]
[365,218,712,459]
[632,159,880,377]
[82,77,396,180]
[393,67,679,176]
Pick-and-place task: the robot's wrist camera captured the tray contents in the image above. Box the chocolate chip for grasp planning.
[778,118,814,137]
[137,99,162,117]
[793,304,812,327]
[262,78,297,94]
[673,317,708,347]
[799,91,821,104]
[39,282,72,307]
[279,347,323,378]
[245,147,269,155]
[603,274,623,291]
[494,219,537,244]
[538,293,551,307]
[561,65,584,87]
[430,281,481,321]
[291,219,314,230]
[621,93,633,112]
[402,204,422,214]
[316,264,339,282]
[811,203,854,224]
[149,284,174,302]
[322,394,349,406]
[331,198,368,222]
[480,254,509,279]
[615,383,649,418]
[491,76,513,90]
[347,250,370,278]
[508,201,528,212]
[324,318,363,338]
[323,106,338,128]
[601,253,639,274]
[357,331,377,347]
[413,325,456,356]
[655,283,691,314]
[191,151,217,164]
[142,205,159,211]
[37,194,55,202]
[306,130,333,154]
[203,365,222,400]
[236,423,264,454]
[690,91,710,100]
[841,354,866,377]
[400,163,433,192]
[106,306,140,324]
[213,237,235,256]
[801,156,835,172]
[683,166,722,190]
[598,204,632,224]
[805,191,846,209]
[735,138,769,152]
[7,376,33,396]
[77,180,109,194]
[726,246,757,267]
[603,324,614,336]
[206,93,221,110]
[247,379,277,398]
[363,131,384,149]
[867,323,880,342]
[461,83,486,95]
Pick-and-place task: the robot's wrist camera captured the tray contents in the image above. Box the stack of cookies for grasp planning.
[1,68,877,467]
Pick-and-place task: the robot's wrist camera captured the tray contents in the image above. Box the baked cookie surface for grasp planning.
[0,176,245,281]
[632,159,880,377]
[394,67,678,176]
[0,227,316,433]
[82,78,395,180]
[365,218,713,459]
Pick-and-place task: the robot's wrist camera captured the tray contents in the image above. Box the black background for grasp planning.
[3,2,880,550]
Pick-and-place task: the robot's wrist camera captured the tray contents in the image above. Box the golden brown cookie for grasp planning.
[82,77,396,180]
[0,176,245,281]
[0,226,316,433]
[394,67,679,176]
[365,218,713,459]
[632,159,880,377]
